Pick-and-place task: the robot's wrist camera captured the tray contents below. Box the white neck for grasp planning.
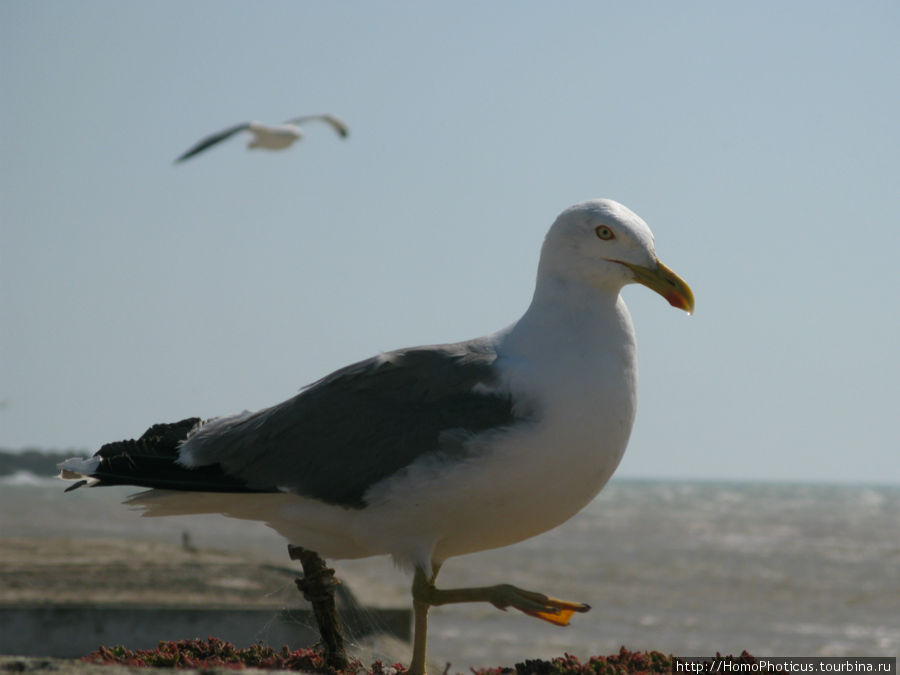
[500,272,635,366]
[475,269,641,541]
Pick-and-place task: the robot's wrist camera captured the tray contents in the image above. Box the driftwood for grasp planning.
[288,545,348,669]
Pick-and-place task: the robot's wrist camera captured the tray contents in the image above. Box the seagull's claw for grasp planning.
[488,584,590,626]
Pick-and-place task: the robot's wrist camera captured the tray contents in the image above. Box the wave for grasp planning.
[0,470,62,487]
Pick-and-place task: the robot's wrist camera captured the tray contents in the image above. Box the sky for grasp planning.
[2,1,898,485]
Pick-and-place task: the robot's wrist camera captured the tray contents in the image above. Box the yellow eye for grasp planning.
[595,225,615,240]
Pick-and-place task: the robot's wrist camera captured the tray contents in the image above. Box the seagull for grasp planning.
[174,114,349,163]
[60,198,693,674]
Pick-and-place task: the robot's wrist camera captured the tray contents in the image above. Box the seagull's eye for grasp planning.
[595,226,615,241]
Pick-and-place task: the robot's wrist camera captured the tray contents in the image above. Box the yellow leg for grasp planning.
[408,588,430,675]
[407,565,590,673]
[408,565,440,675]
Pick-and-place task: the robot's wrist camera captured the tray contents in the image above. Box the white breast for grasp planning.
[352,294,639,570]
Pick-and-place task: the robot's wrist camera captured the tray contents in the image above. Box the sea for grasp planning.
[1,471,898,667]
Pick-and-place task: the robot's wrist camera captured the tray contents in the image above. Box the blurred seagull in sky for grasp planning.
[175,114,349,163]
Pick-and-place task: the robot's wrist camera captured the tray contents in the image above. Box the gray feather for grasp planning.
[180,339,522,508]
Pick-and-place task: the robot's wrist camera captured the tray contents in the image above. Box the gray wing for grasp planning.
[283,114,349,138]
[174,122,250,163]
[180,340,520,508]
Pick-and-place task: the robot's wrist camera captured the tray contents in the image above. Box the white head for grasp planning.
[538,199,694,313]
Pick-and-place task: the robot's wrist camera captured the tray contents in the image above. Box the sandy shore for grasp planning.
[1,536,305,608]
[0,536,412,666]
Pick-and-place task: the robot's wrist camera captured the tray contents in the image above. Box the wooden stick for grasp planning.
[288,545,348,670]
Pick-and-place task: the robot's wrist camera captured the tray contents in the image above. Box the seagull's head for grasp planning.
[540,199,694,314]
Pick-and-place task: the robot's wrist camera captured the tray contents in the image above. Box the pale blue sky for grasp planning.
[2,2,898,484]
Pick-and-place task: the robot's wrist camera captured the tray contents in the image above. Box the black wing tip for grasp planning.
[174,148,205,163]
[64,479,88,492]
[173,122,250,164]
[174,146,205,164]
[329,117,349,138]
[65,416,274,494]
[287,114,349,138]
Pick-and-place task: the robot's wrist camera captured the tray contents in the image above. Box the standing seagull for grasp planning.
[60,199,693,674]
[174,114,349,163]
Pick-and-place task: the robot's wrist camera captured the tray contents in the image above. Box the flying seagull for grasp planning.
[174,114,349,163]
[60,198,694,674]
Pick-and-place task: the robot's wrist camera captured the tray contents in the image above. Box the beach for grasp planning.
[1,475,898,668]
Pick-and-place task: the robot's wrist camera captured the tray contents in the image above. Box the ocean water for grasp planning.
[1,474,898,667]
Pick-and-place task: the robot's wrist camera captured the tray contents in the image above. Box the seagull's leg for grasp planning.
[412,567,590,627]
[407,562,589,675]
[288,545,348,670]
[408,564,441,675]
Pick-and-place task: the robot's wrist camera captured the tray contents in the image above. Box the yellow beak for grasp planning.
[617,259,695,314]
